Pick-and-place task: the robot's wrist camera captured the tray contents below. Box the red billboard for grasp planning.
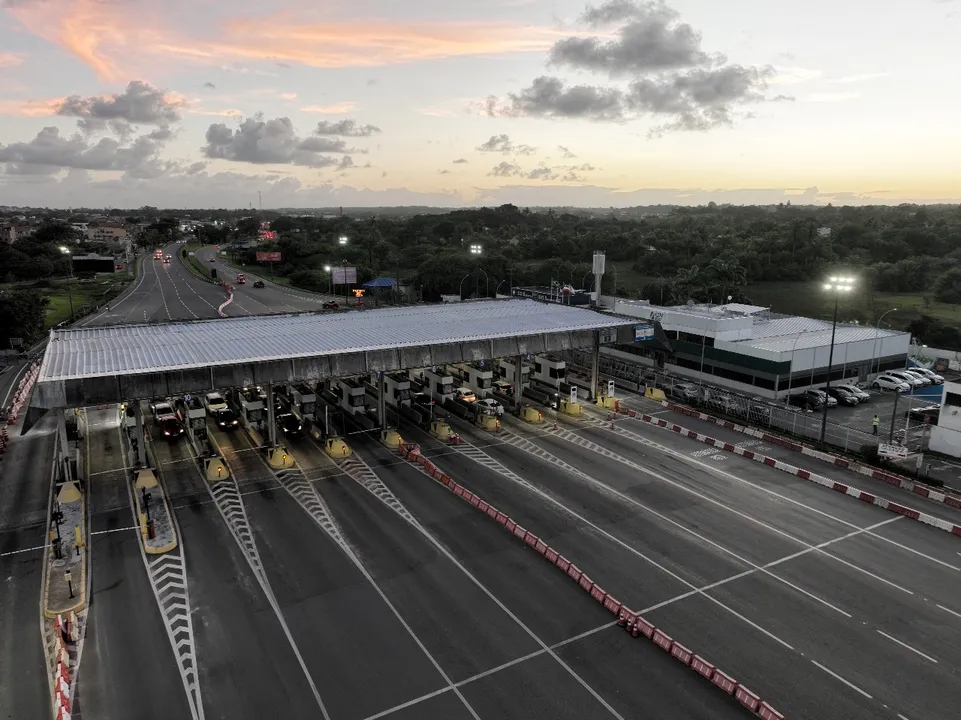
[256,251,282,262]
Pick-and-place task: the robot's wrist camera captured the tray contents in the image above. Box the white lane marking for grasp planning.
[570,421,925,594]
[90,525,140,536]
[898,714,912,720]
[616,415,961,572]
[444,437,796,652]
[358,621,619,720]
[162,264,199,319]
[936,603,961,620]
[0,543,48,557]
[876,630,939,664]
[810,659,873,699]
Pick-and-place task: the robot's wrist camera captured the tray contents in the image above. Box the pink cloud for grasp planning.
[301,102,357,114]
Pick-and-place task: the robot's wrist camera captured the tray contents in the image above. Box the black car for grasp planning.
[158,414,183,438]
[789,391,823,410]
[906,405,940,423]
[823,386,859,406]
[253,280,265,288]
[212,407,240,429]
[275,411,302,435]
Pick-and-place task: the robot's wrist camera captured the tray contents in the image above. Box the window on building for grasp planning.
[534,362,543,374]
[549,367,566,379]
[946,392,961,408]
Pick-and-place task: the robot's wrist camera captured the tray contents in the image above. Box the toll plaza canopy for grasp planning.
[35,299,638,409]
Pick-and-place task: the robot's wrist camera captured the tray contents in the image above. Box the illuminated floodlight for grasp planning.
[824,276,855,292]
[470,244,482,255]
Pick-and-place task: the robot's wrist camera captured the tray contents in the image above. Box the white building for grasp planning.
[604,300,911,400]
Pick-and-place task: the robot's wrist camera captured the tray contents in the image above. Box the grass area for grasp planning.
[744,281,961,328]
[180,244,218,284]
[43,275,132,327]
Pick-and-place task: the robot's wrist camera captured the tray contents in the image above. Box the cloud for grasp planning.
[0,97,65,117]
[280,92,297,101]
[55,80,185,137]
[828,72,887,84]
[453,158,468,164]
[0,125,175,177]
[5,0,569,81]
[0,52,23,68]
[477,133,536,155]
[203,81,216,90]
[558,145,577,158]
[314,119,381,137]
[201,114,366,168]
[438,169,451,175]
[490,0,777,133]
[489,161,523,177]
[301,102,357,114]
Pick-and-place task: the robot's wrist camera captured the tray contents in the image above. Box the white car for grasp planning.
[886,370,927,388]
[477,398,504,416]
[203,392,228,413]
[911,367,944,384]
[454,387,477,403]
[872,375,911,392]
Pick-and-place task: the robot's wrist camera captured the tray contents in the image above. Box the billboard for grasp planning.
[256,251,282,262]
[332,266,357,285]
[634,323,655,341]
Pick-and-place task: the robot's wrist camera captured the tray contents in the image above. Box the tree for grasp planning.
[935,267,961,304]
[0,289,49,348]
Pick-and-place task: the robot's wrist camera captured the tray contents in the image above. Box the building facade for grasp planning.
[929,381,961,458]
[604,300,910,401]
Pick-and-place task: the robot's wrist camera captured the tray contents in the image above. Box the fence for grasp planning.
[565,349,921,455]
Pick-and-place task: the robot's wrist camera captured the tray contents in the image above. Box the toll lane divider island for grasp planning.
[394,441,786,720]
[656,399,961,512]
[614,405,961,537]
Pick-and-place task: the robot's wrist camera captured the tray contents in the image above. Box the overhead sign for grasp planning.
[607,379,615,397]
[256,251,282,262]
[332,266,357,285]
[634,324,655,341]
[878,443,908,460]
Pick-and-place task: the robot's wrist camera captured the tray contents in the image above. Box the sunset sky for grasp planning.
[1,0,959,208]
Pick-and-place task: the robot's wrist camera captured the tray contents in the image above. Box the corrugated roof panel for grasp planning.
[39,299,627,382]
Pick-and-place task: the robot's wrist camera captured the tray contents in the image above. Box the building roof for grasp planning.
[736,315,902,352]
[39,299,626,382]
[363,277,398,288]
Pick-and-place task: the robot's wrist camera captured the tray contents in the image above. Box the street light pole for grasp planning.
[458,273,471,301]
[819,276,855,444]
[872,307,897,377]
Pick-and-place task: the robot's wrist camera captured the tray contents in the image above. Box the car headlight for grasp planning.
[164,430,171,435]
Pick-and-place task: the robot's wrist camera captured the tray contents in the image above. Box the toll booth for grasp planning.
[497,359,530,388]
[233,387,264,428]
[288,382,316,420]
[532,355,567,389]
[452,363,495,398]
[336,378,368,415]
[384,372,411,407]
[176,395,208,442]
[422,367,454,404]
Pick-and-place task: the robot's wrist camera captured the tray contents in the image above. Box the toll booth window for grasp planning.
[946,392,961,408]
[350,394,365,407]
[549,367,566,379]
[477,377,490,389]
[395,388,410,402]
[436,382,445,395]
[534,362,543,374]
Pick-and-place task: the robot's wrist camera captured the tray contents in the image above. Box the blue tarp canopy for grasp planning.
[363,277,398,288]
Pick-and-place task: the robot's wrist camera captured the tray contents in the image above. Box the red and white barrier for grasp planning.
[616,406,961,538]
[217,284,234,318]
[658,400,961,513]
[50,608,77,719]
[395,442,787,719]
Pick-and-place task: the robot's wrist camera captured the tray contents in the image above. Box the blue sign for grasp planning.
[634,324,655,341]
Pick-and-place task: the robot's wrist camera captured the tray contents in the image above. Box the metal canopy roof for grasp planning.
[39,299,626,382]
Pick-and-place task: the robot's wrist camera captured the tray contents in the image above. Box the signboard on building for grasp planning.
[332,266,357,285]
[256,251,282,263]
[878,443,908,460]
[634,323,655,341]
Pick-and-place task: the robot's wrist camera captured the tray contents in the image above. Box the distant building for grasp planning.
[0,223,17,244]
[602,300,910,401]
[817,226,832,237]
[929,382,961,458]
[87,222,128,243]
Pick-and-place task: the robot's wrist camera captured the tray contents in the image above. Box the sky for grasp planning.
[0,0,959,209]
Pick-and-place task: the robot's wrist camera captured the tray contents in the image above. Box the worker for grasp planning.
[872,415,879,435]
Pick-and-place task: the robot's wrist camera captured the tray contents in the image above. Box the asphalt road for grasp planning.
[448,407,961,720]
[0,411,57,720]
[75,408,193,720]
[355,425,752,720]
[625,397,961,528]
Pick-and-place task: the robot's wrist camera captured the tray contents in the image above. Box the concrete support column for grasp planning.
[266,384,277,448]
[513,355,524,413]
[58,410,71,484]
[590,330,600,400]
[378,372,387,430]
[134,401,146,468]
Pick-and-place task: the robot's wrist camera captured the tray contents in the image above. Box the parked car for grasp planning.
[476,398,504,416]
[705,391,738,415]
[823,386,859,406]
[253,280,265,288]
[788,390,832,410]
[872,374,911,392]
[910,367,944,384]
[454,387,477,403]
[906,405,940,423]
[669,381,700,403]
[886,370,927,388]
[833,383,871,402]
[491,379,514,397]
